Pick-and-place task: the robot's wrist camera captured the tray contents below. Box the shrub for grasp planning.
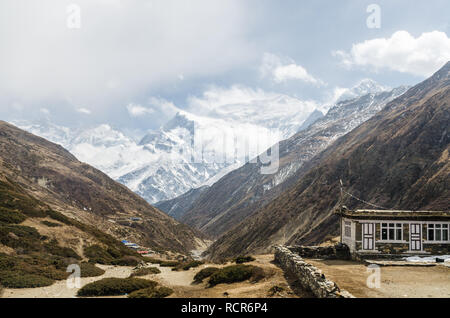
[0,224,43,253]
[0,252,69,281]
[143,257,164,264]
[159,261,180,267]
[0,270,54,288]
[179,260,204,271]
[79,262,105,277]
[44,239,81,259]
[0,208,27,224]
[193,267,220,284]
[112,256,141,267]
[45,210,73,226]
[77,278,157,297]
[84,244,143,266]
[235,256,256,264]
[128,286,173,298]
[130,267,161,277]
[208,265,264,287]
[40,221,62,227]
[84,245,114,264]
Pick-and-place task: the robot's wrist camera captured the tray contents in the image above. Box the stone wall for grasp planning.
[274,246,354,298]
[423,243,450,254]
[286,243,351,260]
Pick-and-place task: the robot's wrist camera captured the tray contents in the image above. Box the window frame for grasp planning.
[427,223,449,242]
[344,221,352,238]
[380,223,403,242]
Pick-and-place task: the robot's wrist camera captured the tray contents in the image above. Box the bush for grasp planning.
[0,270,54,288]
[84,244,143,266]
[130,267,161,277]
[208,265,264,287]
[159,261,180,267]
[178,260,204,271]
[84,245,114,264]
[77,278,157,297]
[44,239,80,259]
[193,267,220,284]
[0,252,69,281]
[0,224,43,253]
[79,262,105,277]
[235,256,256,264]
[45,210,73,226]
[0,208,27,224]
[112,256,141,267]
[40,221,62,228]
[128,286,173,298]
[143,257,163,264]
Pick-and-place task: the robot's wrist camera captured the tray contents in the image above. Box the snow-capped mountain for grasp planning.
[13,80,396,204]
[13,93,318,203]
[335,79,390,103]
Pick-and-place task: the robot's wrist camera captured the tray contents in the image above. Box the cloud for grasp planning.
[334,31,450,77]
[260,53,324,85]
[126,103,154,117]
[0,0,254,107]
[76,107,91,114]
[185,84,319,126]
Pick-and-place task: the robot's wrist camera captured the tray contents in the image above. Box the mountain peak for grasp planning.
[336,79,390,103]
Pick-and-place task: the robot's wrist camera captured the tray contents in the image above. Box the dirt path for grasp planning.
[139,255,305,298]
[2,265,134,298]
[1,255,306,298]
[306,259,450,298]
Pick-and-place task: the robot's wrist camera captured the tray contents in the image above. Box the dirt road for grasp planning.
[307,259,450,298]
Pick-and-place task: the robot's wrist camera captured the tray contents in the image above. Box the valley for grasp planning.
[0,63,448,300]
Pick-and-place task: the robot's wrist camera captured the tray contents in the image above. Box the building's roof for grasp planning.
[335,207,450,220]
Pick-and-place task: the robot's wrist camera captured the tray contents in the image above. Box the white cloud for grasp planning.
[126,103,154,117]
[0,0,254,107]
[185,85,319,137]
[334,31,450,77]
[76,107,91,114]
[260,53,324,85]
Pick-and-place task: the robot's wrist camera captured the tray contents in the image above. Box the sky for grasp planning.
[1,0,449,135]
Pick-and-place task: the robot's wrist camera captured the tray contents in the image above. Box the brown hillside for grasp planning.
[0,121,206,254]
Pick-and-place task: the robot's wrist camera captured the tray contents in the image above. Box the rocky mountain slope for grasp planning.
[206,61,450,260]
[0,121,206,254]
[154,186,209,220]
[175,86,409,238]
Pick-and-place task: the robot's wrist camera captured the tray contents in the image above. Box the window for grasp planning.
[381,223,403,241]
[428,224,449,242]
[344,221,352,238]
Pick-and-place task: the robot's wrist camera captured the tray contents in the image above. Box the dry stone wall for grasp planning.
[274,245,354,298]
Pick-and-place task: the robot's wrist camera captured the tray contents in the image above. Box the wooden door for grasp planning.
[362,223,375,250]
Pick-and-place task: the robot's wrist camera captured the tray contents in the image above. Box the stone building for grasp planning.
[336,207,450,258]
